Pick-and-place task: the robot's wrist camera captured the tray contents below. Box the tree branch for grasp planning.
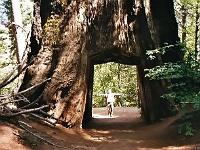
[20,92,43,109]
[15,78,51,96]
[0,105,49,117]
[0,98,28,106]
[0,59,33,89]
[29,113,56,126]
[39,110,70,127]
[0,65,19,87]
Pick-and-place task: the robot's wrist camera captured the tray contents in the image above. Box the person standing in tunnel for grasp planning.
[100,89,121,117]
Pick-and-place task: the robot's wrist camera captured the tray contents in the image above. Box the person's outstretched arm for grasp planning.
[114,93,122,96]
[98,94,107,96]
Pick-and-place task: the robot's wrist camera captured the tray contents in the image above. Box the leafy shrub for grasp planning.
[145,42,200,136]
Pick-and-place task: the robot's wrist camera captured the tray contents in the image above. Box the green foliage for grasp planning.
[145,43,200,136]
[43,16,63,48]
[0,26,17,94]
[93,62,138,107]
[146,0,200,136]
[146,42,178,60]
[145,43,200,106]
[20,0,33,28]
[0,1,17,94]
[178,121,196,136]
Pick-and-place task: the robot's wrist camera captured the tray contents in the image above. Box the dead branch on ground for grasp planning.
[19,121,69,149]
[0,105,49,117]
[0,25,67,148]
[0,59,34,89]
[29,113,56,126]
[0,77,57,128]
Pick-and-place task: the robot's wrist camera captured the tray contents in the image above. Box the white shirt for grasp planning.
[107,93,115,103]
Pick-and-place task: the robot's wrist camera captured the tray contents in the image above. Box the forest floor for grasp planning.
[0,106,200,150]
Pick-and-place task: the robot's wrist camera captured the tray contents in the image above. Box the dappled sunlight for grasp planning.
[1,107,199,150]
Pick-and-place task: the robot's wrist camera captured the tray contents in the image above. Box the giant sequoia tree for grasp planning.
[19,0,182,128]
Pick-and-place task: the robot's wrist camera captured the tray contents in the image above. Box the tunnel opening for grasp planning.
[82,47,142,128]
[91,62,140,121]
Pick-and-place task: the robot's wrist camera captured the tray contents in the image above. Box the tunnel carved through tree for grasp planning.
[19,0,182,128]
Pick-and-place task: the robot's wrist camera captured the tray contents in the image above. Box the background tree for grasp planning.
[0,0,17,94]
[93,63,138,107]
[11,0,26,68]
[0,0,33,94]
[174,0,200,59]
[0,25,15,94]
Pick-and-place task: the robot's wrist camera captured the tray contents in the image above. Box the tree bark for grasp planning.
[19,0,181,128]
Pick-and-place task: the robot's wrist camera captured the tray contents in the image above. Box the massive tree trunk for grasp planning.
[19,0,181,128]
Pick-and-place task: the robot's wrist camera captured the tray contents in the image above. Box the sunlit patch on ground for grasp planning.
[92,114,118,118]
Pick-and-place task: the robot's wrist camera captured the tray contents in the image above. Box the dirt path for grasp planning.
[0,107,200,150]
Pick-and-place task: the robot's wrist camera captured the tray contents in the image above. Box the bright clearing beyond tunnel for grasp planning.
[92,62,139,108]
[88,62,141,127]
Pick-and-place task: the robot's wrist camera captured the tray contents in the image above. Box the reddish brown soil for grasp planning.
[0,107,200,150]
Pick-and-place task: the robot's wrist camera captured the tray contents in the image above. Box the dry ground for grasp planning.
[0,107,200,150]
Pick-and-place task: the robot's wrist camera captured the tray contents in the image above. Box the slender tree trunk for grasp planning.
[11,0,26,67]
[181,5,187,43]
[195,2,200,61]
[117,63,121,89]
